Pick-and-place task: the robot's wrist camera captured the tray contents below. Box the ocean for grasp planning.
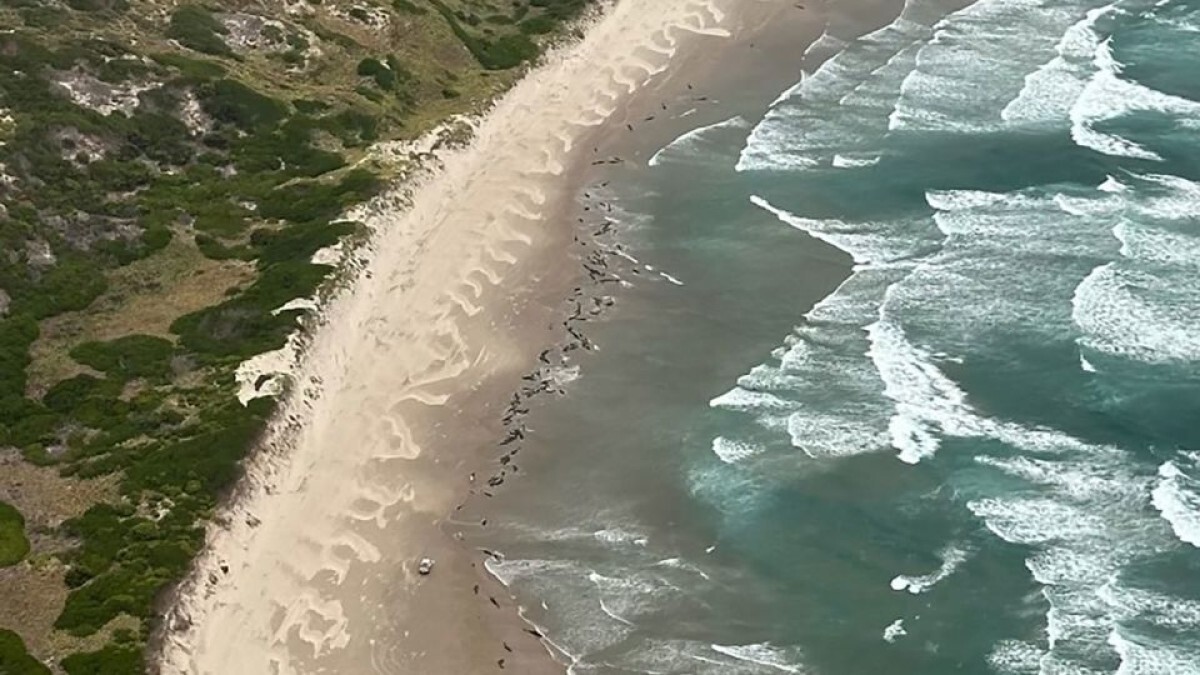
[468,0,1200,672]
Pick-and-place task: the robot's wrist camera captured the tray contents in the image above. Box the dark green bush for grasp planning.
[151,52,226,78]
[392,0,425,13]
[257,168,379,224]
[42,374,119,414]
[11,258,108,319]
[356,57,396,90]
[195,234,253,261]
[195,79,287,131]
[61,504,130,580]
[0,629,49,675]
[171,261,330,357]
[520,16,556,34]
[20,6,69,27]
[430,0,539,70]
[166,5,233,58]
[292,99,330,115]
[70,335,175,382]
[230,117,345,178]
[322,110,378,146]
[531,0,588,20]
[60,643,140,674]
[65,0,128,12]
[251,220,355,267]
[0,502,31,567]
[0,317,38,400]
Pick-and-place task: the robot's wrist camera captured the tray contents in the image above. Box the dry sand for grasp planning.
[155,1,790,674]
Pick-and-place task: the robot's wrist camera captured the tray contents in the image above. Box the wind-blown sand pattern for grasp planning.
[157,1,755,673]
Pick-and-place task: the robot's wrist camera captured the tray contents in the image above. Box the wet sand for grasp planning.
[154,1,789,674]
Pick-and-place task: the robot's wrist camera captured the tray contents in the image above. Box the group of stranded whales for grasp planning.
[447,83,718,668]
[444,175,654,669]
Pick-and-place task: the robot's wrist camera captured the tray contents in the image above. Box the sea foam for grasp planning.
[1151,452,1200,547]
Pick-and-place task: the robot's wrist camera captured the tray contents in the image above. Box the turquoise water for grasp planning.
[474,0,1200,672]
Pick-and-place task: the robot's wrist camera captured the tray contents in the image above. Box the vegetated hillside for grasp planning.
[0,0,591,670]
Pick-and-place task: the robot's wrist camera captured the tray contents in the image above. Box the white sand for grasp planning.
[157,1,760,673]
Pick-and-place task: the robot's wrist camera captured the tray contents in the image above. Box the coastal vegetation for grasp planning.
[0,502,30,567]
[0,629,50,674]
[0,0,592,669]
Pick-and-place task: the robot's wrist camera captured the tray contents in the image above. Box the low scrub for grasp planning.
[0,502,31,567]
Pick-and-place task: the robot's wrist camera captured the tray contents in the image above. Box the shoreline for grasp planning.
[451,0,888,670]
[155,2,767,673]
[450,0,922,668]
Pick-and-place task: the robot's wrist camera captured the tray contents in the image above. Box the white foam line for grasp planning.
[750,195,865,264]
[648,115,748,166]
[890,544,972,593]
[710,644,804,674]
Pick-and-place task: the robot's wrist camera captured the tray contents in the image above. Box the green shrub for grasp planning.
[191,200,251,238]
[70,335,176,382]
[230,117,345,178]
[257,168,379,224]
[519,16,556,34]
[250,220,355,266]
[0,317,38,400]
[55,399,272,635]
[322,110,378,146]
[392,0,425,13]
[307,23,359,49]
[65,0,128,11]
[531,0,588,20]
[356,57,396,90]
[171,262,330,357]
[61,504,129,580]
[56,563,160,636]
[123,414,265,495]
[43,374,119,413]
[195,234,253,261]
[0,502,31,567]
[21,6,69,28]
[430,0,539,70]
[1,403,60,449]
[292,99,330,115]
[0,629,49,675]
[11,258,108,319]
[151,52,226,79]
[166,5,233,58]
[60,643,140,674]
[195,79,287,132]
[125,111,192,165]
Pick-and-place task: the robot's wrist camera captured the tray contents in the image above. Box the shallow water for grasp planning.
[473,0,1200,672]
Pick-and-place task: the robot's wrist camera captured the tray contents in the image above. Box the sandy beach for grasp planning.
[153,1,804,673]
